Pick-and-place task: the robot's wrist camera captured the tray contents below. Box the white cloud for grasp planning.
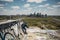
[0,7,60,15]
[0,7,4,8]
[46,9,60,15]
[0,4,4,9]
[0,6,32,15]
[38,5,44,7]
[39,4,49,7]
[52,2,60,8]
[24,8,32,12]
[11,6,20,9]
[0,4,4,7]
[21,9,33,15]
[27,0,47,3]
[0,9,20,15]
[47,7,53,9]
[57,2,60,4]
[52,5,60,8]
[24,4,30,8]
[0,0,14,2]
[38,3,60,9]
[27,7,32,10]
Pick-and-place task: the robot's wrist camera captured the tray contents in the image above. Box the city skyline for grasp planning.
[0,0,60,15]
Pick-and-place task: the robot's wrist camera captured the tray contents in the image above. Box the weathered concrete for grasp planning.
[22,27,60,40]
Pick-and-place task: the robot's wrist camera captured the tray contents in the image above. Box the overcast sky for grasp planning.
[0,0,60,15]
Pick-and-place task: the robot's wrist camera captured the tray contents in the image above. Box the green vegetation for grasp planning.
[0,15,20,20]
[23,17,60,30]
[0,15,60,30]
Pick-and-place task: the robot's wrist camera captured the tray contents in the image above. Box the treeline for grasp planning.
[0,15,20,20]
[28,12,47,18]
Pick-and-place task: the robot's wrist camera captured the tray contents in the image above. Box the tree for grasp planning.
[45,14,47,18]
[39,13,41,17]
[34,12,36,17]
[36,13,40,17]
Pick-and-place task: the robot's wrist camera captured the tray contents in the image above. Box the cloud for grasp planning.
[0,0,14,2]
[27,0,47,3]
[11,6,20,9]
[0,9,20,15]
[52,5,60,8]
[20,9,33,15]
[0,4,4,9]
[38,4,49,7]
[38,3,60,9]
[0,7,4,8]
[27,7,32,10]
[24,7,32,12]
[24,4,30,8]
[23,3,32,13]
[53,2,60,8]
[46,9,60,15]
[57,2,60,5]
[0,4,4,7]
[47,7,54,9]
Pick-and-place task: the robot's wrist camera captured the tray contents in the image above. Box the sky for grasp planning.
[0,0,60,15]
